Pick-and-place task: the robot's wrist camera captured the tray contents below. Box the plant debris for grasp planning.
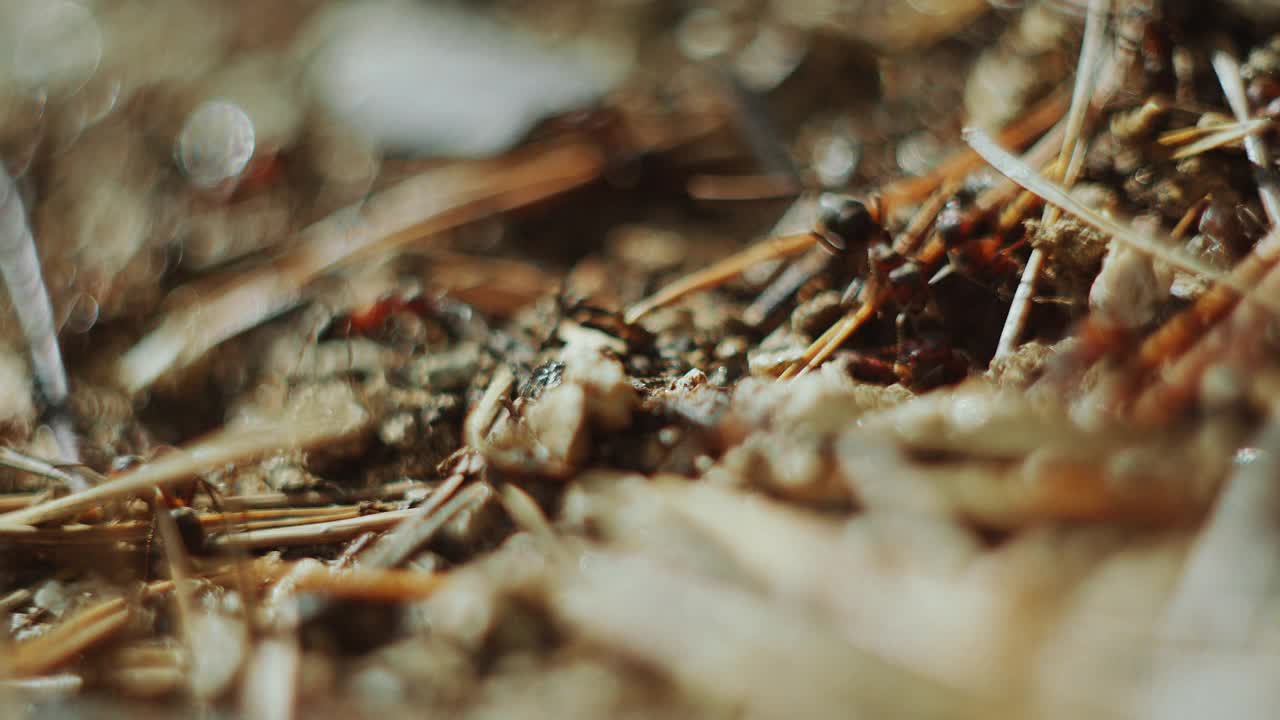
[2,1,1280,718]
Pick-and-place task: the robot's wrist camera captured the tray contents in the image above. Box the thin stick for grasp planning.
[1125,49,1280,415]
[777,107,1070,379]
[0,448,82,491]
[779,296,881,380]
[207,507,417,550]
[356,474,474,569]
[624,233,816,324]
[285,477,476,630]
[0,589,32,614]
[151,490,201,701]
[0,415,367,527]
[0,165,81,479]
[1163,119,1273,160]
[892,183,956,257]
[285,566,445,602]
[7,581,173,677]
[465,369,515,450]
[995,0,1109,359]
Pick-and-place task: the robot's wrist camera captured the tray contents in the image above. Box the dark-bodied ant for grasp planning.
[791,193,974,386]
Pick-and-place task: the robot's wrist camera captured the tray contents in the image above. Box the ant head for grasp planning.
[815,194,879,253]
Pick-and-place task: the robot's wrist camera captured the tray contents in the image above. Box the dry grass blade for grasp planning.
[212,476,479,552]
[0,520,152,544]
[0,415,367,527]
[1161,119,1274,160]
[118,139,604,392]
[222,480,422,510]
[0,674,83,701]
[778,108,1069,379]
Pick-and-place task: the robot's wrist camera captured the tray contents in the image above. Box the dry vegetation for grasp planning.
[2,0,1280,718]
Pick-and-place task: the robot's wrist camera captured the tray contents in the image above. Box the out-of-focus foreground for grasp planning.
[1,0,1280,718]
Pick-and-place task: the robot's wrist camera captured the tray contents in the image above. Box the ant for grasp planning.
[317,291,437,343]
[316,289,486,345]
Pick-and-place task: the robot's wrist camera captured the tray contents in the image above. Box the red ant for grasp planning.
[316,287,491,345]
[317,291,437,343]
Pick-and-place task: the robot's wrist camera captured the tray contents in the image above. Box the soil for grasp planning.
[2,1,1280,718]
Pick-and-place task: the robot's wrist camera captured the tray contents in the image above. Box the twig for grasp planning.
[0,165,81,481]
[283,566,444,602]
[207,508,417,550]
[1161,118,1274,160]
[151,490,201,701]
[995,0,1109,359]
[0,493,40,513]
[0,415,368,527]
[355,474,476,569]
[624,233,816,324]
[465,369,516,450]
